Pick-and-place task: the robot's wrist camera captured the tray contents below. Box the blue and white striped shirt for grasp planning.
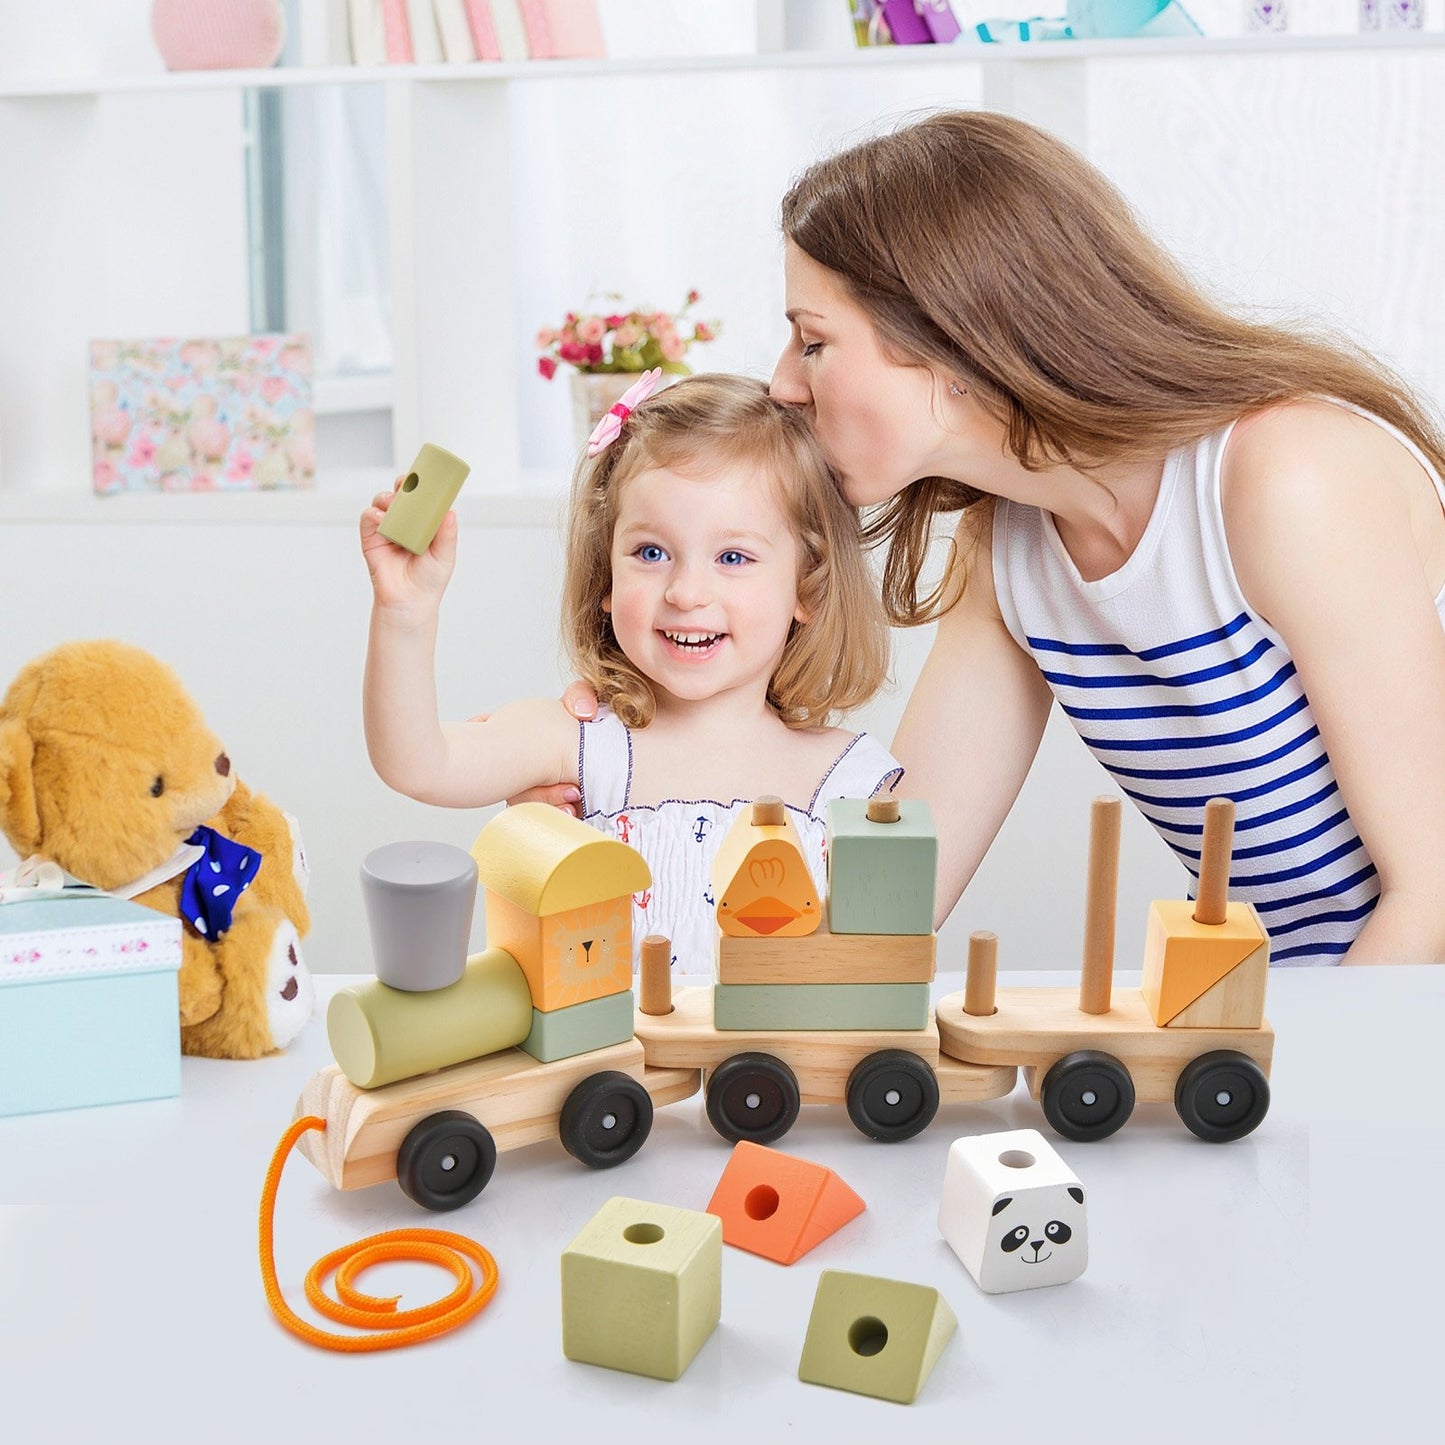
[993,406,1445,965]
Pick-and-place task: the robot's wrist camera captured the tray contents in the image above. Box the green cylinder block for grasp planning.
[377,442,471,555]
[328,947,531,1088]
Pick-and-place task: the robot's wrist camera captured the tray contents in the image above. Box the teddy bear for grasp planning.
[0,639,314,1059]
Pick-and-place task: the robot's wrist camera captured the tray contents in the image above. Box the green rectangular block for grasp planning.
[520,989,635,1063]
[562,1197,722,1381]
[377,442,470,555]
[713,981,930,1031]
[826,798,937,936]
[799,1270,957,1405]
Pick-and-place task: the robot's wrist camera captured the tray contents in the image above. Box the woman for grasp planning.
[548,111,1445,965]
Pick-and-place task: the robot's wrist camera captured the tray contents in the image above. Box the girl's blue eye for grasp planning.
[718,550,750,567]
[636,544,667,563]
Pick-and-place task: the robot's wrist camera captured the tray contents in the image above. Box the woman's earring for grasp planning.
[949,381,966,397]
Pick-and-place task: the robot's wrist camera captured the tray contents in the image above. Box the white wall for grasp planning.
[2,28,1443,976]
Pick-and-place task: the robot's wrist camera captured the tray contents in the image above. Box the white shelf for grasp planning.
[0,473,566,527]
[1,32,1442,98]
[314,372,394,416]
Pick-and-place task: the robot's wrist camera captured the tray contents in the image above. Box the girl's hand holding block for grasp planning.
[378,443,471,555]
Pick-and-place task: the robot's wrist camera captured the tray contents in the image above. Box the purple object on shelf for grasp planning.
[877,1,958,45]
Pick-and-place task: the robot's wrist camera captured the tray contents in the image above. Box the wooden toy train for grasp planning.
[296,794,1273,1211]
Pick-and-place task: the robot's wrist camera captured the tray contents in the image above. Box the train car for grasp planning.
[633,795,1018,1144]
[295,805,700,1210]
[934,797,1274,1144]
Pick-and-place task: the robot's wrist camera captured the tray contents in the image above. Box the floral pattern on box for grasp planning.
[89,334,316,494]
[0,896,183,983]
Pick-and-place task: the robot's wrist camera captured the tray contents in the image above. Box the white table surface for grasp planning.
[2,967,1440,1444]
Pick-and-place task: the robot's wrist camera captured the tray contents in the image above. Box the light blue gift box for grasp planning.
[0,891,183,1117]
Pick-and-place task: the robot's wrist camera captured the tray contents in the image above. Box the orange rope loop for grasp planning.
[259,1115,499,1352]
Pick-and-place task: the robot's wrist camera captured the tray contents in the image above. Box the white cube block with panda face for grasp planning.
[938,1128,1087,1294]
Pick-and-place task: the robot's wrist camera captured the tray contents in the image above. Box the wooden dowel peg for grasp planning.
[1193,798,1235,926]
[751,795,786,827]
[638,934,674,1016]
[1080,796,1121,1016]
[866,796,900,824]
[963,931,998,1016]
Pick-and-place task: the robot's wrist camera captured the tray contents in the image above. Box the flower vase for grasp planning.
[571,371,646,453]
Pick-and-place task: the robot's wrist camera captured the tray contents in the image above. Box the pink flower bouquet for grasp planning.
[536,291,721,380]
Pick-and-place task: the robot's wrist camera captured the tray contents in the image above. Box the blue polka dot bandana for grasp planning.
[180,826,262,938]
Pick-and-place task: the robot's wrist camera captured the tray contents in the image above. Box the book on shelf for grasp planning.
[463,0,503,59]
[434,0,478,60]
[408,0,445,62]
[490,0,532,60]
[381,0,414,60]
[350,0,387,63]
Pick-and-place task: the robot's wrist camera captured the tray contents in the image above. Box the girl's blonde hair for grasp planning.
[782,109,1445,626]
[562,373,889,729]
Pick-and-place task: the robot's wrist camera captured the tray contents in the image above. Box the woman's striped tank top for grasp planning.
[992,405,1445,965]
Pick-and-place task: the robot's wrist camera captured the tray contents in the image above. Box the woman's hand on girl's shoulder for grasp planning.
[471,686,596,814]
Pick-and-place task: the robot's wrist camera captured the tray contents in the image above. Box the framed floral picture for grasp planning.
[89,334,316,494]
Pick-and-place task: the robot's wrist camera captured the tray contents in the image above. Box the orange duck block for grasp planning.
[706,1141,865,1264]
[712,802,821,940]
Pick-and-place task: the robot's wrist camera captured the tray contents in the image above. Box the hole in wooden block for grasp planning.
[401,472,419,492]
[848,1316,889,1357]
[998,1149,1036,1170]
[624,1223,665,1245]
[744,1185,780,1221]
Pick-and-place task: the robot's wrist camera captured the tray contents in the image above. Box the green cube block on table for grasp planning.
[520,989,635,1063]
[798,1269,957,1405]
[826,798,937,936]
[561,1197,722,1381]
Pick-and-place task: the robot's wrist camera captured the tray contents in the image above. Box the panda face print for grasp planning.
[991,1187,1085,1270]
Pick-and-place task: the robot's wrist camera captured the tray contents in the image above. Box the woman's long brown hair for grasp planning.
[782,109,1445,625]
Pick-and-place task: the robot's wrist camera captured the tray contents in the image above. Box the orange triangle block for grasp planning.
[1142,900,1266,1026]
[706,1141,865,1265]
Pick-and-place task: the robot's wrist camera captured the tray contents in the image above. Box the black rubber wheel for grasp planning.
[559,1071,655,1169]
[396,1110,496,1211]
[1174,1050,1270,1143]
[705,1052,801,1145]
[1040,1050,1136,1142]
[845,1049,940,1142]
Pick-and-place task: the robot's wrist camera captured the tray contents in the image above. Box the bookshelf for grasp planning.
[1,27,1443,514]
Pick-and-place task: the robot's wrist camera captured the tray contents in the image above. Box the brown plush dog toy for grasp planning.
[0,640,313,1059]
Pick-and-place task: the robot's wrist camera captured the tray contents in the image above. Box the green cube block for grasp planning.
[798,1270,957,1405]
[826,799,937,936]
[520,989,635,1063]
[713,981,930,1031]
[561,1197,722,1381]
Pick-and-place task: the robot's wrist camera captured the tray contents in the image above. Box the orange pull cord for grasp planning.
[260,1116,499,1353]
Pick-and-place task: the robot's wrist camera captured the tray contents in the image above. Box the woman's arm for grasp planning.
[1225,402,1445,964]
[361,495,577,808]
[890,505,1055,928]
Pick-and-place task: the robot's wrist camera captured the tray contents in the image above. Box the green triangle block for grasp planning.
[798,1270,956,1405]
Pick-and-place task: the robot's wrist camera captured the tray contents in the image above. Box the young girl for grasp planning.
[361,372,900,969]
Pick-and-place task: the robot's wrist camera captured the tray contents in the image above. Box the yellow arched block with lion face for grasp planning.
[712,808,820,939]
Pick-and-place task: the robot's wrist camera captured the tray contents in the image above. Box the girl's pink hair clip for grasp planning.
[586,367,664,457]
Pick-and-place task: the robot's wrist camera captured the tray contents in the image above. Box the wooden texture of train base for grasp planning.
[295,1039,700,1192]
[634,985,1016,1105]
[934,986,1274,1101]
